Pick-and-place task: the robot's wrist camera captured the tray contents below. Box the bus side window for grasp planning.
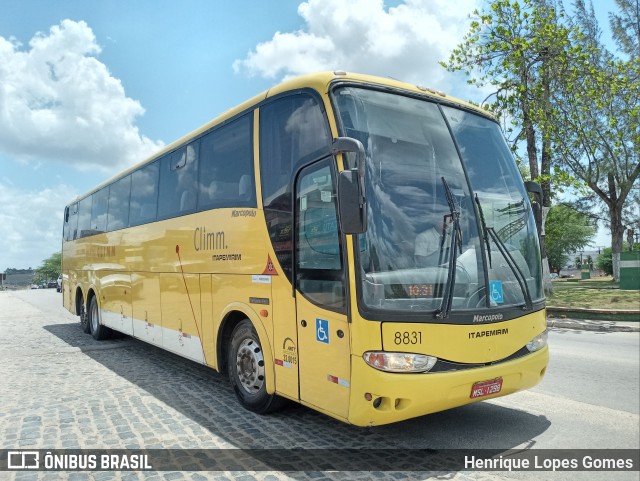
[63,206,70,241]
[198,114,255,211]
[77,195,93,239]
[158,142,199,219]
[90,187,109,234]
[107,175,131,231]
[65,203,79,241]
[129,161,160,226]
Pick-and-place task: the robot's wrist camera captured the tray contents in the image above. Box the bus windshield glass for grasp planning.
[332,87,543,317]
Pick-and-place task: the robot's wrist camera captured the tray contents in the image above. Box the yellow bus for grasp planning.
[61,71,548,426]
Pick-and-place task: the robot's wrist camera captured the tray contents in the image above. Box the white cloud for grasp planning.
[0,181,76,271]
[0,20,163,172]
[233,0,479,90]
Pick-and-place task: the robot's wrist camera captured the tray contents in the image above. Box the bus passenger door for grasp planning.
[295,159,351,420]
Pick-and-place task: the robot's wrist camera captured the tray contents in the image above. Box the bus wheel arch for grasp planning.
[217,308,282,414]
[227,318,284,414]
[87,289,112,340]
[217,310,245,377]
[217,309,274,387]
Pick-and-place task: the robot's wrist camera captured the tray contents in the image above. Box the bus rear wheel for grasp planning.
[89,296,112,340]
[79,296,91,334]
[228,319,284,414]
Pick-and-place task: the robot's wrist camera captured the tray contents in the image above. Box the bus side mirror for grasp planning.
[333,137,367,234]
[338,170,367,234]
[64,206,70,223]
[524,181,543,234]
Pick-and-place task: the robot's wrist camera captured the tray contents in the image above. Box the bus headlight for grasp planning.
[526,330,548,352]
[363,351,437,373]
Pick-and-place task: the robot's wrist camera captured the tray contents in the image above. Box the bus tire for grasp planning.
[228,319,284,414]
[89,296,112,340]
[79,296,91,334]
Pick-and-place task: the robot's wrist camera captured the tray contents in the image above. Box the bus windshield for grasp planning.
[332,86,543,318]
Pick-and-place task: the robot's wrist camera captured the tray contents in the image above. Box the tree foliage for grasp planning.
[3,268,33,274]
[549,0,640,281]
[33,252,61,284]
[442,0,578,198]
[443,0,639,282]
[609,0,640,58]
[597,241,640,275]
[441,0,577,293]
[596,247,614,275]
[545,204,596,271]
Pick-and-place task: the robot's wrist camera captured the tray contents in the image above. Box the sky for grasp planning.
[0,0,619,272]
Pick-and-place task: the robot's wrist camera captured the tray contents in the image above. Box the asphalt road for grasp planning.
[2,289,638,481]
[538,327,639,415]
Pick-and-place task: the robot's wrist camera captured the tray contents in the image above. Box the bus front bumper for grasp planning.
[347,346,549,426]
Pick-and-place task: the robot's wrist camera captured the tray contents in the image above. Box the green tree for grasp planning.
[549,0,639,281]
[596,247,614,275]
[609,0,640,58]
[445,0,639,282]
[5,268,33,274]
[33,252,61,285]
[596,241,639,276]
[545,204,596,272]
[442,0,575,293]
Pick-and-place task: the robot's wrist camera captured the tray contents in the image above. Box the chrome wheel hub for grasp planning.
[235,338,265,394]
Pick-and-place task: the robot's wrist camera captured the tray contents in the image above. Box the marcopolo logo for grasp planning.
[473,313,504,323]
[231,209,256,217]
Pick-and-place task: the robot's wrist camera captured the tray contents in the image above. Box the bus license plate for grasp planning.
[470,378,503,398]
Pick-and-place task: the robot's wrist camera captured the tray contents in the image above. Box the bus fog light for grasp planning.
[526,330,548,352]
[363,352,437,373]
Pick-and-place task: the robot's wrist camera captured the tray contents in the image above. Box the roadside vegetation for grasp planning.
[547,277,640,310]
[32,252,61,285]
[444,0,639,284]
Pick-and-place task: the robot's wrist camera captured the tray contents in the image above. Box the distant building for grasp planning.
[2,271,34,289]
[564,249,604,268]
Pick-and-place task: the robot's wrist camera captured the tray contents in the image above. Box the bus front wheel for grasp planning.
[227,319,284,414]
[89,296,112,341]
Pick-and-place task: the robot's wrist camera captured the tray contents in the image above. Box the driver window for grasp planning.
[296,159,345,312]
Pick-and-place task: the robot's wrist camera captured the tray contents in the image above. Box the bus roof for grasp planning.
[71,71,493,203]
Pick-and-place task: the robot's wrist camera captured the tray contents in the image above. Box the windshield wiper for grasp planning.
[485,226,533,311]
[475,194,492,268]
[435,177,463,319]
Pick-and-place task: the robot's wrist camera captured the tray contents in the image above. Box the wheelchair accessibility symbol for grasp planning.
[316,318,329,344]
[489,280,504,304]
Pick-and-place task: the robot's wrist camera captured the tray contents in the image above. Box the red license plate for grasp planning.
[470,378,503,398]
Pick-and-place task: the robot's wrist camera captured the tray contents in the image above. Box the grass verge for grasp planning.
[548,282,639,311]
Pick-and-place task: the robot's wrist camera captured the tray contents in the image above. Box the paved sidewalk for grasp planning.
[1,291,496,481]
[1,290,635,481]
